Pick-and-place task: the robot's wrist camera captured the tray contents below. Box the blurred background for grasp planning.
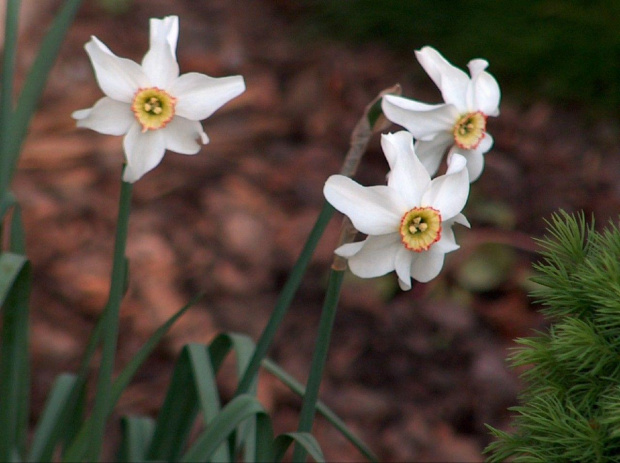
[9,0,620,460]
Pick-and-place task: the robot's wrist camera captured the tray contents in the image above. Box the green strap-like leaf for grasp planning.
[0,0,20,197]
[111,294,202,407]
[254,413,276,463]
[8,203,25,255]
[235,202,335,396]
[185,343,230,462]
[27,374,78,462]
[0,252,30,461]
[118,416,156,462]
[180,395,265,462]
[293,269,345,462]
[2,0,85,193]
[147,345,201,461]
[63,295,199,462]
[0,192,16,228]
[262,358,378,462]
[273,432,325,463]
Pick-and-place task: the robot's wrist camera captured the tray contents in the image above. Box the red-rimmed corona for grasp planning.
[399,207,442,252]
[453,111,487,150]
[131,87,177,132]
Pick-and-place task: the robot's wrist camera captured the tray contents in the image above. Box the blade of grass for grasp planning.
[293,269,345,462]
[261,358,377,462]
[0,253,30,461]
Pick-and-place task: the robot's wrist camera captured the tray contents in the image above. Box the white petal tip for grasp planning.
[398,277,412,291]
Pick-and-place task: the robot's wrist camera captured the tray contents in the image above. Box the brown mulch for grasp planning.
[10,0,620,461]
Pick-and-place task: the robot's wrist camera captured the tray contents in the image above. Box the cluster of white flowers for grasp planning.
[73,17,499,291]
[324,47,500,290]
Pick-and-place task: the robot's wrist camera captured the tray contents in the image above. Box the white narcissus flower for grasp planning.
[72,15,245,183]
[381,46,500,182]
[323,131,470,290]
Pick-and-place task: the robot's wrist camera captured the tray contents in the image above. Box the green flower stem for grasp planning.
[292,269,345,463]
[234,85,398,397]
[0,0,20,200]
[235,201,335,395]
[86,174,133,461]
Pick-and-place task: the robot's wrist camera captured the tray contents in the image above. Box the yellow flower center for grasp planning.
[131,87,177,132]
[452,111,487,150]
[399,207,442,252]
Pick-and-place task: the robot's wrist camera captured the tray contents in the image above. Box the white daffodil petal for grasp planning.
[164,116,208,154]
[172,73,245,121]
[394,246,414,290]
[433,223,460,254]
[122,124,167,182]
[445,150,468,175]
[410,249,445,283]
[346,234,402,278]
[72,97,134,136]
[334,241,365,258]
[477,132,494,154]
[415,132,454,177]
[324,175,405,235]
[415,46,470,109]
[470,66,500,116]
[150,16,179,58]
[381,95,457,140]
[382,132,430,203]
[142,29,179,88]
[465,59,487,110]
[85,37,148,102]
[452,213,470,228]
[448,147,485,182]
[381,130,415,170]
[422,154,469,220]
[398,277,412,291]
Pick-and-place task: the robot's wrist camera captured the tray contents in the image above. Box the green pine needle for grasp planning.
[485,211,620,462]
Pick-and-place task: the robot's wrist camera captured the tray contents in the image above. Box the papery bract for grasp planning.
[73,15,245,183]
[324,131,470,290]
[381,46,500,182]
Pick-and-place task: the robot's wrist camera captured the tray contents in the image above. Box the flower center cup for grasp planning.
[399,207,442,252]
[452,111,487,150]
[131,87,177,132]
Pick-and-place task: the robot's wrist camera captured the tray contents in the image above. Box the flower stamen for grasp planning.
[400,207,442,252]
[132,87,177,133]
[453,111,487,150]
